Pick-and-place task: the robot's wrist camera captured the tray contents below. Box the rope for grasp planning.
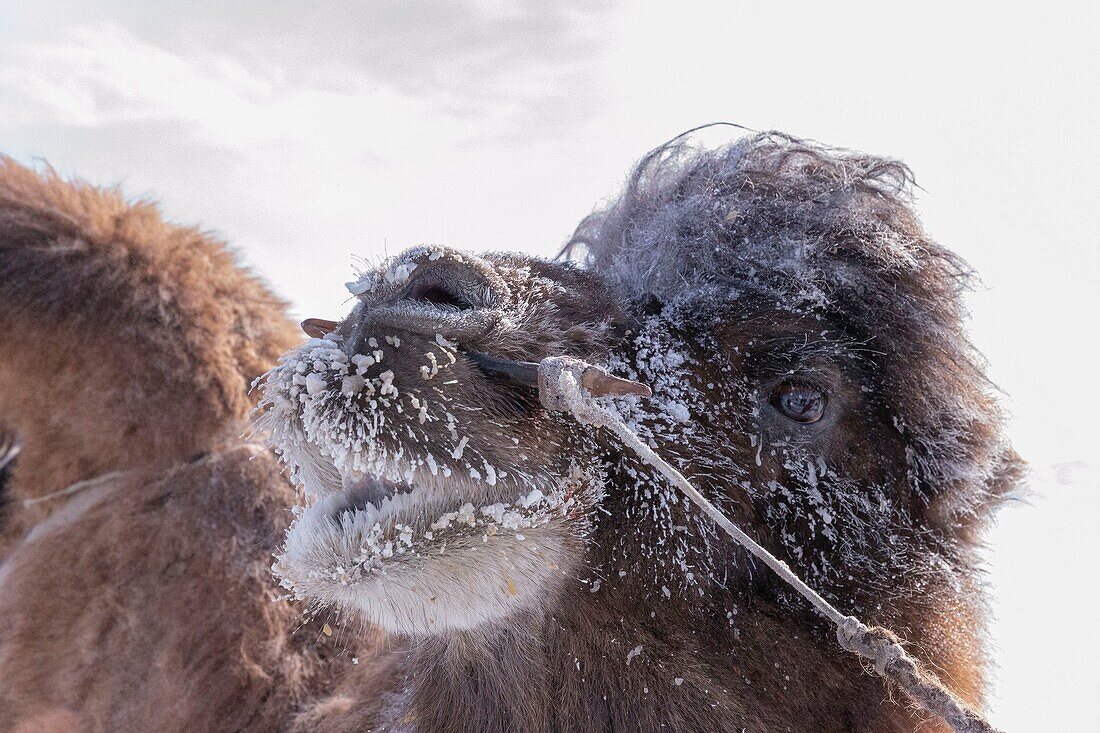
[537,356,1004,733]
[22,470,127,508]
[21,442,269,509]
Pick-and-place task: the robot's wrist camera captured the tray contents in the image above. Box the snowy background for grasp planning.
[2,2,1096,729]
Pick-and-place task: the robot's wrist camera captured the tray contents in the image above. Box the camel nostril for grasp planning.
[365,251,506,341]
[398,267,488,312]
[404,281,472,310]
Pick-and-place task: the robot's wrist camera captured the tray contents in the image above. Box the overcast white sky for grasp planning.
[2,1,1096,728]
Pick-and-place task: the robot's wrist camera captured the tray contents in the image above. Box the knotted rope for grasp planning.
[537,356,1003,733]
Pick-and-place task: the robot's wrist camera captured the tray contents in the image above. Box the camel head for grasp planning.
[257,131,1023,729]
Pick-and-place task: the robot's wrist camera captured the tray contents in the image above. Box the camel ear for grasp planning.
[301,318,340,339]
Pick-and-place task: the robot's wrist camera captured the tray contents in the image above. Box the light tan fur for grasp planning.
[0,159,398,731]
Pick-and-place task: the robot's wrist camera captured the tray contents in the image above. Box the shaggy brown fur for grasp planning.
[0,159,399,731]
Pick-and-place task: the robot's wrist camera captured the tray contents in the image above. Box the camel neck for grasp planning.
[402,609,566,732]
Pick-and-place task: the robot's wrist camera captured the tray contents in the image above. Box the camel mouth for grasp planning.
[323,472,493,536]
[335,476,414,516]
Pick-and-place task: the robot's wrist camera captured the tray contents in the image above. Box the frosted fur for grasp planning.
[600,312,931,596]
[256,328,524,500]
[566,131,1019,531]
[566,131,925,305]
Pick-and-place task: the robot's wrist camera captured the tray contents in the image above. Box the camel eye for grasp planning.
[769,382,827,424]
